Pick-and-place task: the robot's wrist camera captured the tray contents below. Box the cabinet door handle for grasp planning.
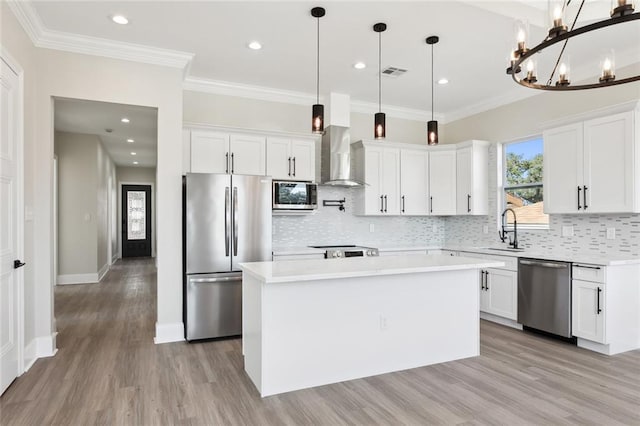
[401,195,405,213]
[288,157,291,176]
[577,186,582,210]
[467,194,471,213]
[583,185,588,210]
[226,152,229,174]
[485,271,489,290]
[293,157,296,177]
[480,271,486,290]
[430,196,433,213]
[231,153,235,174]
[384,195,388,213]
[596,287,602,314]
[380,195,384,213]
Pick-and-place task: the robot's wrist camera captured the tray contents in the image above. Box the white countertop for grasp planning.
[240,254,504,283]
[444,245,640,266]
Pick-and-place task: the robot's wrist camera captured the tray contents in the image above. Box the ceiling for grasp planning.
[30,1,640,121]
[54,98,158,167]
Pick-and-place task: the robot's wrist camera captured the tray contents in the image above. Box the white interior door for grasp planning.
[0,58,22,395]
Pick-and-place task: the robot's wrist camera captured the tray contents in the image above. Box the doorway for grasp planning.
[121,184,152,258]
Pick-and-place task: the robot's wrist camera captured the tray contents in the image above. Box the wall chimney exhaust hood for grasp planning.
[320,93,364,186]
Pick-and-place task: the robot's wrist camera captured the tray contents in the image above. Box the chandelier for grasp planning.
[507,0,640,90]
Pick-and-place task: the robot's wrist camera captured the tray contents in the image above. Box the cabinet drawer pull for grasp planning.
[596,287,602,314]
[574,264,601,270]
[485,271,489,290]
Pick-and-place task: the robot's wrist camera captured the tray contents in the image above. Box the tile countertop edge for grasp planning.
[240,258,504,284]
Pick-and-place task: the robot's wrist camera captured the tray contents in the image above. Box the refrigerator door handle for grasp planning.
[225,187,230,257]
[191,276,242,284]
[233,186,239,256]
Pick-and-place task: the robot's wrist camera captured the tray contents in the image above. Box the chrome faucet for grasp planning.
[499,208,518,249]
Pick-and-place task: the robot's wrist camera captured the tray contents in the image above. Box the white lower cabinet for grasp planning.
[572,279,605,344]
[483,268,517,320]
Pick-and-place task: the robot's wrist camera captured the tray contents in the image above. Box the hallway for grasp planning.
[1,258,639,425]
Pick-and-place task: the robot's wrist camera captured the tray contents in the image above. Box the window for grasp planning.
[503,137,549,227]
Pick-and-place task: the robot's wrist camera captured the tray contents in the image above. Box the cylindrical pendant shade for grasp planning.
[375,112,386,139]
[427,120,438,145]
[312,104,324,134]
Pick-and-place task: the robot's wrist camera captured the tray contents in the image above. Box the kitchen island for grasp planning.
[240,254,504,397]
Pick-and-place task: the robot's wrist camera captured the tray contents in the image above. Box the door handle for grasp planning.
[380,195,384,213]
[430,196,433,213]
[191,276,242,284]
[288,157,291,176]
[480,271,485,290]
[574,264,601,270]
[401,195,405,213]
[467,194,471,213]
[485,271,489,290]
[233,187,238,256]
[384,195,388,213]
[596,287,602,314]
[231,153,235,174]
[577,186,582,210]
[224,187,230,257]
[225,152,229,174]
[583,185,588,210]
[293,157,296,177]
[14,260,26,269]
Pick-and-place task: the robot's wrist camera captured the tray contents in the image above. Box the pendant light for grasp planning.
[426,35,439,145]
[373,22,387,139]
[311,7,325,134]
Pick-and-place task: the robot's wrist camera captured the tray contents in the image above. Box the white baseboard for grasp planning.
[24,333,58,372]
[154,322,185,344]
[57,273,99,285]
[112,253,119,264]
[98,263,109,282]
[480,312,523,330]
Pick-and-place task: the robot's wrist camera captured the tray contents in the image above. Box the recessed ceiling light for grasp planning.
[248,41,262,50]
[438,78,449,85]
[127,139,134,143]
[133,161,139,165]
[131,152,136,156]
[121,117,130,123]
[354,62,366,70]
[111,15,129,25]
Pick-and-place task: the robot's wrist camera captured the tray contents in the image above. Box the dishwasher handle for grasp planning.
[519,259,569,269]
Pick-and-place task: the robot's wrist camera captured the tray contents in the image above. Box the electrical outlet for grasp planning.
[369,223,375,233]
[562,225,574,237]
[606,228,616,240]
[483,225,489,234]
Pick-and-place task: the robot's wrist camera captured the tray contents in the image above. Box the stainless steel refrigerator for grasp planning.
[183,173,272,341]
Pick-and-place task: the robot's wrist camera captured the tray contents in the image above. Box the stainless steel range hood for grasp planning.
[320,93,364,186]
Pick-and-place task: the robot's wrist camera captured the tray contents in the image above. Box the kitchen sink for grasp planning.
[486,247,526,253]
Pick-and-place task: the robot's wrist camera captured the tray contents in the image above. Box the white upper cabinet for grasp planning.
[456,141,489,215]
[189,130,265,175]
[429,149,457,215]
[265,137,291,179]
[352,141,401,215]
[290,139,316,181]
[191,130,230,174]
[266,137,316,181]
[544,108,638,214]
[400,149,429,215]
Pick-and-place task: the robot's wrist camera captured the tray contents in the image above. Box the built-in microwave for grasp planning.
[272,181,318,210]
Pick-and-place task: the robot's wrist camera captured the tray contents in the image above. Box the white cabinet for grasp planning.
[456,141,489,215]
[572,279,606,344]
[400,149,429,215]
[544,110,638,214]
[353,142,400,215]
[266,137,315,181]
[189,130,265,176]
[429,149,457,215]
[481,268,518,321]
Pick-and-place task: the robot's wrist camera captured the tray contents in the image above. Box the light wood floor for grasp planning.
[1,258,639,425]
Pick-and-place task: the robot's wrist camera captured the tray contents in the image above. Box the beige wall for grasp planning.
[54,132,99,275]
[444,67,640,144]
[96,140,117,273]
[2,2,42,354]
[116,166,157,258]
[183,90,429,145]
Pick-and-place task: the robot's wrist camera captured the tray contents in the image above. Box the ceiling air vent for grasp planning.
[381,67,407,78]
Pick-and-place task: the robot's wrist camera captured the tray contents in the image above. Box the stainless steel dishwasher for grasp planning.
[518,258,572,338]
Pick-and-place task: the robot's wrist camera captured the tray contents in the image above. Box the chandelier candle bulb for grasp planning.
[513,20,530,57]
[548,1,568,38]
[523,60,537,84]
[611,0,635,17]
[557,62,571,86]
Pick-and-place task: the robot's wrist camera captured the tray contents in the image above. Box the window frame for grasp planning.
[499,136,549,231]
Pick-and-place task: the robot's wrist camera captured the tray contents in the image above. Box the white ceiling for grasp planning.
[54,98,158,167]
[30,1,640,121]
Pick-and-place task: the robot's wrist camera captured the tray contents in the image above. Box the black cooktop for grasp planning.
[309,245,357,249]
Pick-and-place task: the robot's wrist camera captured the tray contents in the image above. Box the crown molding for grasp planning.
[6,1,193,73]
[444,87,539,124]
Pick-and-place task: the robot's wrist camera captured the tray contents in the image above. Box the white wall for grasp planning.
[53,131,99,276]
[96,139,116,274]
[1,2,48,361]
[116,166,157,258]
